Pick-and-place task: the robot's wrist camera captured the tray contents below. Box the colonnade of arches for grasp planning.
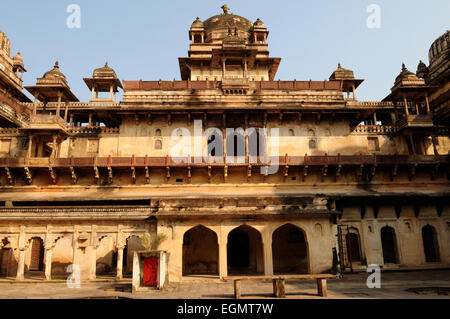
[342,224,441,266]
[181,223,309,276]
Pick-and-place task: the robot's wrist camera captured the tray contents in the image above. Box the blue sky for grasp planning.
[1,0,449,102]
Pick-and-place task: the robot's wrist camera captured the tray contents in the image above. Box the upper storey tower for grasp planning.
[178,5,281,82]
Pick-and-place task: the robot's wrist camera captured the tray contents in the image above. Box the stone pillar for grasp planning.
[91,86,95,100]
[16,248,25,281]
[51,135,57,158]
[44,248,53,280]
[243,57,248,78]
[221,58,226,79]
[33,96,37,115]
[403,95,409,116]
[218,237,228,279]
[56,91,62,118]
[64,101,69,122]
[116,246,124,279]
[425,95,430,113]
[263,235,273,276]
[352,84,356,100]
[109,85,113,99]
[27,134,33,158]
[89,246,97,280]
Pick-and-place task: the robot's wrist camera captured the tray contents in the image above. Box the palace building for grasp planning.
[0,6,449,282]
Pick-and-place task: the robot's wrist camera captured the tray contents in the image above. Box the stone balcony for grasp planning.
[20,114,69,135]
[396,113,434,131]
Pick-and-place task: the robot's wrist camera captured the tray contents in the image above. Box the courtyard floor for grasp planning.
[0,269,449,299]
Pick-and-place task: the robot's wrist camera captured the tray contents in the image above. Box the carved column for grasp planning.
[44,247,53,280]
[218,235,228,279]
[16,228,26,281]
[116,246,124,279]
[89,245,98,280]
[263,235,273,276]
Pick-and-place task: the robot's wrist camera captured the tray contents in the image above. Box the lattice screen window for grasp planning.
[367,137,380,151]
[87,139,99,153]
[0,139,11,155]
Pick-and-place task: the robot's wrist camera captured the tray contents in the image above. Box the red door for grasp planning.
[143,257,158,287]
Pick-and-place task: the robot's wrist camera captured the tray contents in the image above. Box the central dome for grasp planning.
[203,8,253,43]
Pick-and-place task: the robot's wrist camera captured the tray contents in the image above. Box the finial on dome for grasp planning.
[105,61,108,67]
[54,61,59,68]
[402,62,406,71]
[338,63,341,68]
[221,4,229,14]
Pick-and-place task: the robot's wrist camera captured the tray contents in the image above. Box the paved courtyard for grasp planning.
[0,269,449,299]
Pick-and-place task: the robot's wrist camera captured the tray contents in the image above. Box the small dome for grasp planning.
[93,61,118,79]
[395,63,419,84]
[203,6,253,42]
[191,17,204,29]
[42,61,67,81]
[329,63,355,80]
[12,52,25,71]
[416,60,428,78]
[13,51,23,62]
[253,18,266,28]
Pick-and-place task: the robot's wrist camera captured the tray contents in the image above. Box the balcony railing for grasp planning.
[0,154,446,168]
[396,114,434,130]
[354,125,394,134]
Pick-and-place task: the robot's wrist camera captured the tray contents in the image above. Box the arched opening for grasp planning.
[123,235,144,277]
[346,232,362,263]
[96,236,116,277]
[0,238,13,277]
[226,131,245,157]
[206,129,223,158]
[248,129,266,158]
[193,34,202,44]
[227,225,263,275]
[381,226,398,264]
[272,224,308,274]
[29,237,44,271]
[422,225,440,263]
[51,236,74,278]
[182,225,218,276]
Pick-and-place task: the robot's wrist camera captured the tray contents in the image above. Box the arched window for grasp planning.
[422,225,440,262]
[155,139,162,150]
[381,226,398,264]
[193,34,202,43]
[309,139,317,149]
[155,129,161,137]
[289,129,295,136]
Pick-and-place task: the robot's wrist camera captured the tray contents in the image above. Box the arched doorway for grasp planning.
[227,225,263,275]
[272,224,309,274]
[0,238,12,277]
[422,225,440,263]
[346,232,361,263]
[29,237,44,271]
[123,235,144,277]
[182,225,218,275]
[96,236,116,277]
[381,226,398,264]
[51,236,73,277]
